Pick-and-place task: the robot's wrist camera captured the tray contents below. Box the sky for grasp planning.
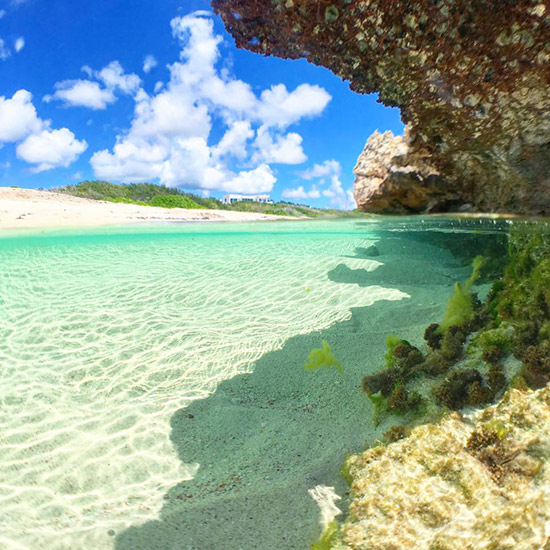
[0,0,404,209]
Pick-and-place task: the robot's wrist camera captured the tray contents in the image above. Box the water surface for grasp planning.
[0,218,513,549]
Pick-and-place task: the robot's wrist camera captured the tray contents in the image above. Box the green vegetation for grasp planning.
[55,180,359,217]
[149,195,201,209]
[359,226,550,432]
[438,255,484,333]
[311,521,341,550]
[360,256,497,426]
[304,340,343,373]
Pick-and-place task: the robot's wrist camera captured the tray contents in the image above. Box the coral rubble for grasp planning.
[213,0,550,214]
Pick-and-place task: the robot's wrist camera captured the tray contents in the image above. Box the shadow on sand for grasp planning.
[115,237,458,550]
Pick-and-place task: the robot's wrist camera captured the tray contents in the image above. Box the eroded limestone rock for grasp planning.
[337,387,550,550]
[213,0,550,214]
[353,128,457,213]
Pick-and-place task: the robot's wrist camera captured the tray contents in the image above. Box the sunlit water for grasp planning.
[0,218,515,549]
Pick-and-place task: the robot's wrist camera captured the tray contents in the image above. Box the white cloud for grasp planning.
[14,37,24,52]
[16,128,87,172]
[322,174,356,210]
[154,81,164,93]
[256,84,331,128]
[97,61,141,94]
[252,125,307,164]
[0,89,86,171]
[301,159,341,181]
[45,80,116,110]
[46,61,140,109]
[130,88,211,139]
[0,38,10,60]
[81,65,93,78]
[143,54,157,73]
[282,185,321,200]
[90,11,330,195]
[0,10,6,19]
[0,90,43,142]
[213,120,253,161]
[223,164,276,194]
[299,159,356,210]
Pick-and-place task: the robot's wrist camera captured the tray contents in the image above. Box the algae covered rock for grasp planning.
[340,387,550,550]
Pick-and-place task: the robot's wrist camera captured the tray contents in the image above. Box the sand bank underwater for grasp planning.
[1,217,547,549]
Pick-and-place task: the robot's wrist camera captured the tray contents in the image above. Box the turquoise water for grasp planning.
[0,218,512,549]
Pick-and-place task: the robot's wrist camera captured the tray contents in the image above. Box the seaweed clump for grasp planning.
[362,227,550,426]
[432,369,493,410]
[361,256,490,424]
[521,341,550,389]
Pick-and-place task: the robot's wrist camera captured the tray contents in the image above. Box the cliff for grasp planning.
[212,0,550,214]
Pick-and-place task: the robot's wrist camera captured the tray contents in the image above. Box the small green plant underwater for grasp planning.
[311,520,341,550]
[305,340,343,373]
[438,255,484,333]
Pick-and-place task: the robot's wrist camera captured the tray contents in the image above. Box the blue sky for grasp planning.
[0,0,403,208]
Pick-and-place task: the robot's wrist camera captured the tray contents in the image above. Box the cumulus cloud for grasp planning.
[14,36,24,52]
[143,54,158,73]
[44,80,116,110]
[296,159,356,210]
[256,84,331,128]
[90,12,331,194]
[0,90,43,142]
[300,159,342,181]
[282,185,321,200]
[252,125,307,164]
[0,89,87,171]
[45,61,141,109]
[322,175,356,210]
[97,61,141,94]
[16,128,87,172]
[223,164,276,194]
[213,120,254,161]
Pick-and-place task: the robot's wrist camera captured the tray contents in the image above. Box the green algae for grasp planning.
[438,255,484,333]
[304,340,343,373]
[311,520,341,550]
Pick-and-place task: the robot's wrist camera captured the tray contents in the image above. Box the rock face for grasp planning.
[353,128,457,213]
[338,388,550,550]
[212,0,550,214]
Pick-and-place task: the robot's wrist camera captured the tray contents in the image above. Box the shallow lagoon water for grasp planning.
[0,217,514,549]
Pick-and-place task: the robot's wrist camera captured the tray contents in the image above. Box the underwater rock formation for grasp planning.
[212,0,550,214]
[339,387,550,550]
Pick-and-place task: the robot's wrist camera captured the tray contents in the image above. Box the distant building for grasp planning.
[222,193,273,205]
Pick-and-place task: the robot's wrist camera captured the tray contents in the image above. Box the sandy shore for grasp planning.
[0,187,287,230]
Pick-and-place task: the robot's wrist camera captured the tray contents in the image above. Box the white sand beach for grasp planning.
[0,187,286,230]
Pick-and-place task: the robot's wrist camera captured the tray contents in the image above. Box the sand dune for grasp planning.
[0,187,286,230]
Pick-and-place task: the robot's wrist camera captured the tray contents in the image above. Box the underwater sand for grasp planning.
[0,218,508,549]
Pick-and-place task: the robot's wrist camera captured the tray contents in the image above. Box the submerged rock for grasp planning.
[213,0,550,215]
[340,387,550,550]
